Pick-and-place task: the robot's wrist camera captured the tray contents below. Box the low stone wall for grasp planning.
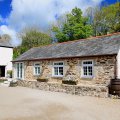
[17,80,108,98]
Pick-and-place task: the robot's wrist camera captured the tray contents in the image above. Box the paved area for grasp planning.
[0,86,120,120]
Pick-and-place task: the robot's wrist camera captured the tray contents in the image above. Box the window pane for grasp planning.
[35,66,40,75]
[88,66,93,76]
[82,61,93,77]
[54,67,58,75]
[17,63,23,79]
[38,67,40,74]
[83,66,87,76]
[17,64,19,78]
[83,61,92,65]
[59,67,63,75]
[20,63,23,78]
[35,64,40,66]
[54,62,63,65]
[35,67,37,74]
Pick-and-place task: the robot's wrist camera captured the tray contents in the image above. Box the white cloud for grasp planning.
[0,25,21,46]
[1,0,103,46]
[8,0,103,31]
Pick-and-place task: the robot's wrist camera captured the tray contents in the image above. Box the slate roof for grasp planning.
[0,42,13,48]
[0,37,13,48]
[13,33,120,62]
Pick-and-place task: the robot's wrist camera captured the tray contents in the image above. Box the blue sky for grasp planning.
[0,0,12,18]
[0,0,118,46]
[0,0,117,19]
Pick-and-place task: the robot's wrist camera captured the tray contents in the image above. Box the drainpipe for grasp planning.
[114,55,117,79]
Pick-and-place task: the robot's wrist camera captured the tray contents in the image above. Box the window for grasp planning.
[53,62,64,77]
[34,63,40,75]
[16,63,24,79]
[82,60,93,78]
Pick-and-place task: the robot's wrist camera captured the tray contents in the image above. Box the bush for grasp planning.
[7,70,12,78]
[62,80,78,85]
[37,78,48,82]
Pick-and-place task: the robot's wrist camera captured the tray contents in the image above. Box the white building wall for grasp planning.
[0,47,13,77]
[117,49,120,79]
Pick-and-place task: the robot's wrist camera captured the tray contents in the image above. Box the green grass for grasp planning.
[0,79,7,83]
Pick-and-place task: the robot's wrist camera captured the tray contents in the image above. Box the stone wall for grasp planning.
[19,55,116,86]
[17,80,108,98]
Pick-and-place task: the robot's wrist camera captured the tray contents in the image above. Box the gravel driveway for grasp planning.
[0,86,120,120]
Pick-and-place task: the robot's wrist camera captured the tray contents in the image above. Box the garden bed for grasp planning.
[62,80,78,85]
[37,78,48,82]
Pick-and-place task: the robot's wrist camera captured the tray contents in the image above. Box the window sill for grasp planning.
[52,76,63,78]
[16,78,24,80]
[33,75,40,77]
[81,76,94,79]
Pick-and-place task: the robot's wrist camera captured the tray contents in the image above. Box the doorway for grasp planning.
[0,66,5,77]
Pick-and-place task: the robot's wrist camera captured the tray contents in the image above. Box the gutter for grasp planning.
[0,45,13,48]
[12,54,117,63]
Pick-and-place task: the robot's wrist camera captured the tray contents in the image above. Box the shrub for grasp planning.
[7,70,12,78]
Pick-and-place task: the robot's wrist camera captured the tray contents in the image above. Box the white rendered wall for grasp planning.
[0,47,13,76]
[117,49,120,79]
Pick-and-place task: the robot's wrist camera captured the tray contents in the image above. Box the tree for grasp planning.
[86,2,120,36]
[52,7,93,42]
[13,28,52,59]
[0,34,12,45]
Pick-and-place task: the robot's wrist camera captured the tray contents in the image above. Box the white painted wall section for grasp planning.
[117,49,120,79]
[0,47,13,75]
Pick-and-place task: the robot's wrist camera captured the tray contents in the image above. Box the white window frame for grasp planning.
[52,61,64,77]
[81,60,94,78]
[34,63,41,76]
[16,62,24,80]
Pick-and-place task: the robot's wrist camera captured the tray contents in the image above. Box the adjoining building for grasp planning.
[0,39,13,78]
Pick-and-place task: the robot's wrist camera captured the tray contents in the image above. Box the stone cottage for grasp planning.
[12,33,120,97]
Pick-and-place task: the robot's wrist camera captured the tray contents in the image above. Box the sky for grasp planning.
[0,0,118,46]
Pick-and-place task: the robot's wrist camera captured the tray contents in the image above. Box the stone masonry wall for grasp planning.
[17,80,108,98]
[20,55,116,86]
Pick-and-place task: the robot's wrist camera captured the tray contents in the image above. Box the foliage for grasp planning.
[7,70,12,78]
[0,34,12,45]
[52,7,93,42]
[86,2,120,36]
[13,29,52,59]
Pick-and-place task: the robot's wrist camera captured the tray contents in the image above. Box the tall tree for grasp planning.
[86,2,120,36]
[52,7,93,42]
[13,28,52,59]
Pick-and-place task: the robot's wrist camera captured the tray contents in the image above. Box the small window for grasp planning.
[34,63,40,75]
[53,62,64,77]
[82,60,93,78]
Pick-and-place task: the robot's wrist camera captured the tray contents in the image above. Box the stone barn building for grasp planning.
[12,33,120,97]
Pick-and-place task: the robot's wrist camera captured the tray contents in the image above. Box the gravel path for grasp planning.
[0,86,120,120]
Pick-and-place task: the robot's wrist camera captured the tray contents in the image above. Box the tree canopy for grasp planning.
[13,29,51,59]
[86,2,120,36]
[52,7,93,42]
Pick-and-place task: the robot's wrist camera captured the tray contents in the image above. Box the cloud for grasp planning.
[0,25,21,46]
[8,0,103,31]
[1,0,103,45]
